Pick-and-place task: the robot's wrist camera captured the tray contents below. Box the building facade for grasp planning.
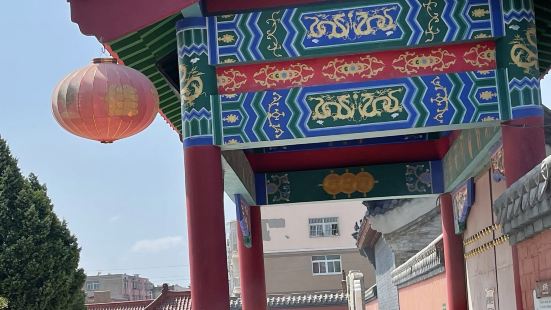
[228,201,375,296]
[65,0,551,308]
[84,274,154,303]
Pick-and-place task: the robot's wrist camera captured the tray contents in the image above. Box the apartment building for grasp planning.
[84,274,154,303]
[228,201,375,296]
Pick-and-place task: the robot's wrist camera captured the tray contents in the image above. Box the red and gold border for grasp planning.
[216,41,496,94]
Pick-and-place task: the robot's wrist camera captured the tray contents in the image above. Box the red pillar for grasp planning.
[501,116,546,310]
[238,205,267,310]
[440,193,468,310]
[184,145,230,310]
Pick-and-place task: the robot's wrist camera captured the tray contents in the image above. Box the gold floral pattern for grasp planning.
[266,11,283,57]
[392,49,456,74]
[322,56,385,81]
[422,0,441,42]
[223,114,240,124]
[430,76,449,123]
[471,8,490,18]
[218,34,236,44]
[479,91,497,101]
[464,44,496,68]
[254,63,315,88]
[266,92,286,139]
[217,69,248,92]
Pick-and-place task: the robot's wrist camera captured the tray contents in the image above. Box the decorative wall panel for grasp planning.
[256,161,443,205]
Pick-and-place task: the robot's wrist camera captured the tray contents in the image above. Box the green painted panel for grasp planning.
[442,126,500,190]
[258,161,443,205]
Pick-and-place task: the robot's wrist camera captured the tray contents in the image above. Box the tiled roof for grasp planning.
[148,291,192,310]
[494,155,551,244]
[87,300,152,310]
[230,292,347,309]
[364,285,377,303]
[87,289,345,310]
[391,235,445,288]
[362,199,411,216]
[86,287,191,310]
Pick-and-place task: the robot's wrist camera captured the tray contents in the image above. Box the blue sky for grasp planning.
[0,1,236,287]
[1,0,551,289]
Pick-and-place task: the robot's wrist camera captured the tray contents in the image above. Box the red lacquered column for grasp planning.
[184,145,229,310]
[440,193,468,310]
[238,205,268,310]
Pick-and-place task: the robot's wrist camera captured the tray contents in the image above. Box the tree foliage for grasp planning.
[0,297,8,309]
[0,136,86,310]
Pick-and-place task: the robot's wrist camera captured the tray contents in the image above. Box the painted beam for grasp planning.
[222,150,256,205]
[177,0,543,151]
[442,126,501,191]
[216,41,496,94]
[207,0,502,64]
[246,136,449,173]
[217,70,504,148]
[256,161,443,205]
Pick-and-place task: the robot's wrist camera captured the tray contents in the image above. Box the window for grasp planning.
[309,217,339,237]
[86,281,100,291]
[312,255,342,275]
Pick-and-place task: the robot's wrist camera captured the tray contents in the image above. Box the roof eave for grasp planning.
[68,0,197,42]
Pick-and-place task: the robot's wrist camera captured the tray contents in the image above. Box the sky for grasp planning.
[0,1,236,287]
[2,0,551,290]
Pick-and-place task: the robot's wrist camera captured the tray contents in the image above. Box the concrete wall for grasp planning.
[398,273,447,310]
[516,228,551,309]
[262,201,365,253]
[374,238,399,310]
[264,249,375,294]
[463,169,515,310]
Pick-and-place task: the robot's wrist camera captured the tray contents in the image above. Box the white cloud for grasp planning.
[131,236,185,253]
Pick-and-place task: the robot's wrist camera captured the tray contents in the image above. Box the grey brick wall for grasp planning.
[375,237,399,310]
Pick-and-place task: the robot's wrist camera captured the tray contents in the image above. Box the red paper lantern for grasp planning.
[52,58,159,143]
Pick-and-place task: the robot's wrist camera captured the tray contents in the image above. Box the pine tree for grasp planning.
[0,136,86,310]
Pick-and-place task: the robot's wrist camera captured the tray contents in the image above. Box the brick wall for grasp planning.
[516,228,551,310]
[398,273,447,310]
[374,238,399,310]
